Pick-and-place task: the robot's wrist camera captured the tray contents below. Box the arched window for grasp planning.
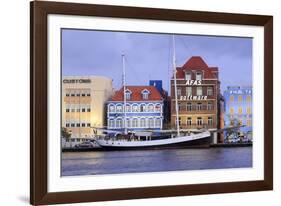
[132,118,138,128]
[116,119,122,128]
[140,104,146,112]
[140,118,146,128]
[148,118,154,128]
[109,119,115,128]
[108,104,115,113]
[155,118,161,128]
[132,104,139,112]
[116,104,123,112]
[148,104,154,112]
[155,103,161,112]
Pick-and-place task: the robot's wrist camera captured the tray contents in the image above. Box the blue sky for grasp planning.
[62,29,252,93]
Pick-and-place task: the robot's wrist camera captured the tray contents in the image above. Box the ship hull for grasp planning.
[95,132,211,151]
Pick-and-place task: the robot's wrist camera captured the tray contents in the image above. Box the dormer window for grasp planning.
[141,89,150,100]
[125,89,132,100]
[196,72,202,80]
[185,72,191,80]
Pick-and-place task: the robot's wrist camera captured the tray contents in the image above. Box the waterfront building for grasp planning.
[62,76,114,140]
[170,56,224,143]
[107,84,164,132]
[223,86,252,141]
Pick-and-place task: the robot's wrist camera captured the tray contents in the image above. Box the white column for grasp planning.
[212,132,218,144]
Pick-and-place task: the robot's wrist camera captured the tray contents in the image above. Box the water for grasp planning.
[61,147,252,176]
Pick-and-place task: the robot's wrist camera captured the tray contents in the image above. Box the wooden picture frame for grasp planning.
[30,1,273,205]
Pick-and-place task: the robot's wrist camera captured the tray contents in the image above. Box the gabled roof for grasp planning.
[110,86,163,101]
[175,56,218,79]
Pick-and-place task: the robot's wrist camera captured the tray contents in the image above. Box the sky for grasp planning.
[62,29,252,93]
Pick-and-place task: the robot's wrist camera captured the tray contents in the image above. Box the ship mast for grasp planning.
[172,35,180,136]
[122,53,128,135]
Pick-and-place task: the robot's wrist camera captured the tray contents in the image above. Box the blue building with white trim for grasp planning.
[107,82,165,132]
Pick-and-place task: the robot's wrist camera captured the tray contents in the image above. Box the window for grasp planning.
[155,104,161,112]
[197,117,203,126]
[230,107,234,115]
[71,93,75,97]
[186,103,192,111]
[81,123,85,127]
[238,107,243,114]
[207,102,213,110]
[196,86,203,96]
[109,119,114,128]
[197,103,202,111]
[238,95,243,102]
[71,123,75,127]
[66,123,70,127]
[125,92,131,100]
[143,93,149,99]
[116,119,122,128]
[116,105,123,112]
[196,72,202,80]
[148,104,154,112]
[187,117,192,125]
[87,93,90,97]
[230,95,234,102]
[76,123,80,127]
[178,103,181,111]
[177,88,181,96]
[140,104,146,112]
[186,87,192,96]
[155,119,161,127]
[208,117,213,126]
[239,119,243,126]
[82,93,85,97]
[246,95,251,102]
[87,123,91,127]
[82,108,86,112]
[71,108,75,112]
[247,107,251,114]
[125,104,131,112]
[185,72,191,80]
[207,86,213,96]
[66,108,70,112]
[178,117,181,126]
[132,105,139,112]
[142,90,149,100]
[148,118,154,128]
[76,108,80,112]
[132,119,138,127]
[140,118,146,127]
[125,119,131,128]
[247,119,252,127]
[76,93,80,97]
[66,93,69,97]
[109,105,115,112]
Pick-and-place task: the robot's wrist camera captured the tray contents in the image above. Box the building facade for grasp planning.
[170,56,223,142]
[62,76,113,139]
[107,85,164,132]
[223,86,252,141]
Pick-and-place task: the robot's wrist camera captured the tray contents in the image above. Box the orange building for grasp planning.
[170,56,224,143]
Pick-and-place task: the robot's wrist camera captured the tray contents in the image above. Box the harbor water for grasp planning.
[62,147,252,176]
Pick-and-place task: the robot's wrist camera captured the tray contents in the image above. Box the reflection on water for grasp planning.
[61,147,252,176]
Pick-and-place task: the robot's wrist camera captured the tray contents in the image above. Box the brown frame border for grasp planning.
[30,1,273,205]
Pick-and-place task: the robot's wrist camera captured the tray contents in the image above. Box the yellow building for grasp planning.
[62,76,113,138]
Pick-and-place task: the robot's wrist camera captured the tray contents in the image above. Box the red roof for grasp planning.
[175,56,218,79]
[110,86,163,101]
